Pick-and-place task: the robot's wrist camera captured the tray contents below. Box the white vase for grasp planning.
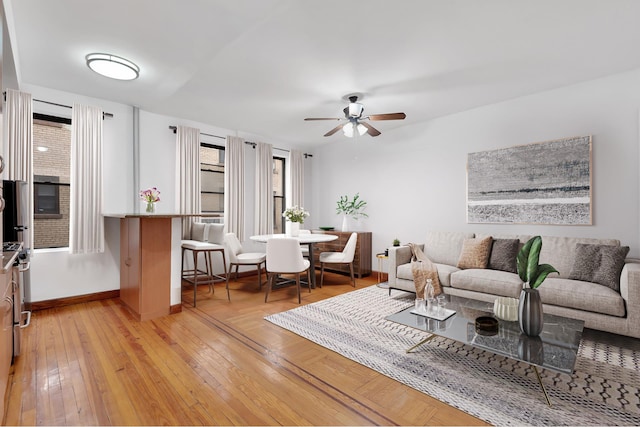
[341,215,349,232]
[288,221,300,237]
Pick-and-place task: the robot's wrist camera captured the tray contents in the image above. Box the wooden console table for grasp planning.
[312,230,372,278]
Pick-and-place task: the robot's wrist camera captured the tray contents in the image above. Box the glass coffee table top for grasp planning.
[386,293,584,375]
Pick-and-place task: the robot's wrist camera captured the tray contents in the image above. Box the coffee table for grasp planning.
[386,293,584,406]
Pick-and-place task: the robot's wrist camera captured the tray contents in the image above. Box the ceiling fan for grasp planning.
[304,95,406,137]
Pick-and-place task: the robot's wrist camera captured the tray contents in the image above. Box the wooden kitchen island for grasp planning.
[106,214,220,321]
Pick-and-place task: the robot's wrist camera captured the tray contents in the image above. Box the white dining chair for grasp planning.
[265,237,311,304]
[224,232,266,290]
[319,232,358,287]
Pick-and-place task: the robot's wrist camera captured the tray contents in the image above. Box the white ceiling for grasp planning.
[6,0,640,148]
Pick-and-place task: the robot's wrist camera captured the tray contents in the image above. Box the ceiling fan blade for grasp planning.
[367,112,406,121]
[360,122,381,137]
[324,123,344,137]
[304,117,341,121]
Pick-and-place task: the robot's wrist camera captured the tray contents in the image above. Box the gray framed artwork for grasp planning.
[467,135,592,225]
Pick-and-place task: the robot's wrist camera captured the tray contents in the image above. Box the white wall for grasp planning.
[22,85,295,301]
[310,68,640,262]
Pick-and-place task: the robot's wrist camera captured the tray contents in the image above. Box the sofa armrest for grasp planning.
[388,244,422,286]
[620,261,640,303]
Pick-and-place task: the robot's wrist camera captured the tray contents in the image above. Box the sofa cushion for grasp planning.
[457,236,493,269]
[396,262,459,287]
[488,238,519,273]
[537,235,620,279]
[425,231,475,266]
[539,278,626,317]
[450,269,523,298]
[568,243,630,292]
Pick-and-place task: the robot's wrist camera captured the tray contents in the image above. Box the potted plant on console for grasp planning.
[336,193,368,231]
[516,236,559,336]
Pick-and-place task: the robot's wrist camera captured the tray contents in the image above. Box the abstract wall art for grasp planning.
[467,136,592,225]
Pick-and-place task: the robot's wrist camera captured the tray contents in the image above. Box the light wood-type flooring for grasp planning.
[5,271,487,426]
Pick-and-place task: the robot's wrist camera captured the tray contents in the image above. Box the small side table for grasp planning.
[376,252,389,289]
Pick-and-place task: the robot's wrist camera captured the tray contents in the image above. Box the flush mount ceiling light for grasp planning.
[86,53,139,80]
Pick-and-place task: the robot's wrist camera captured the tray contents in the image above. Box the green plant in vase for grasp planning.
[336,193,368,231]
[516,236,558,336]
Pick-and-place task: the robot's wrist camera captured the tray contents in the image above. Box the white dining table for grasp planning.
[250,233,338,288]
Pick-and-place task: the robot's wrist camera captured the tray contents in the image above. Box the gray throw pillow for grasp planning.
[207,223,225,244]
[568,243,630,292]
[488,239,519,273]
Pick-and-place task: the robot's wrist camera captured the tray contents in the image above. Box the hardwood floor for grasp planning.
[5,272,487,426]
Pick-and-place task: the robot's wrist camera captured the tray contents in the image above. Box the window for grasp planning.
[32,114,71,249]
[200,143,224,223]
[34,175,60,215]
[273,157,285,233]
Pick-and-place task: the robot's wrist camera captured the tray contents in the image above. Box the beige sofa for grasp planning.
[388,231,640,339]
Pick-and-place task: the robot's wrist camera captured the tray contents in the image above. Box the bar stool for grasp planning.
[181,223,229,306]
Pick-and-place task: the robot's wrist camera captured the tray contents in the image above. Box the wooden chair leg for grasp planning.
[205,251,214,294]
[319,263,325,288]
[307,268,311,293]
[350,262,355,287]
[256,263,262,290]
[265,273,272,303]
[192,250,198,307]
[296,273,301,304]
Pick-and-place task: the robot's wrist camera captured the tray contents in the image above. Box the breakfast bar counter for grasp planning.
[105,213,220,321]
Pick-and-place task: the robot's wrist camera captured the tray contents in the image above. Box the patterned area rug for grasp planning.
[265,286,640,426]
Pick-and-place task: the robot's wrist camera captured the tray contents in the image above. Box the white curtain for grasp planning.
[4,89,33,252]
[290,149,304,207]
[224,136,245,241]
[70,103,104,254]
[254,142,273,235]
[175,125,201,239]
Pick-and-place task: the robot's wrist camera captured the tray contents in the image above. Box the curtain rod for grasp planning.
[243,141,313,158]
[35,98,114,119]
[168,125,225,140]
[2,92,114,119]
[168,125,312,157]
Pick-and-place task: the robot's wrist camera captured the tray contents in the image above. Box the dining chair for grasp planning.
[319,232,358,287]
[224,232,266,290]
[181,223,229,306]
[265,237,311,304]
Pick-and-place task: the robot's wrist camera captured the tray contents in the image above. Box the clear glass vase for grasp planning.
[146,201,155,213]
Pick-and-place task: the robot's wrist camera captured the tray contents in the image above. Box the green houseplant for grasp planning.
[516,236,559,336]
[336,193,368,231]
[393,238,400,247]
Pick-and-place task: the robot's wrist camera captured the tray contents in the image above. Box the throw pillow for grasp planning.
[488,239,520,273]
[190,222,208,241]
[457,236,493,269]
[207,223,225,244]
[568,243,630,291]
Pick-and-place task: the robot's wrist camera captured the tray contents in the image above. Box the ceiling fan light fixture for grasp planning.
[86,53,139,80]
[348,102,364,118]
[356,123,367,136]
[342,122,354,137]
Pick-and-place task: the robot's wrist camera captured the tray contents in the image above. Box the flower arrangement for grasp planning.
[139,187,160,213]
[282,205,309,224]
[336,193,368,219]
[139,187,161,203]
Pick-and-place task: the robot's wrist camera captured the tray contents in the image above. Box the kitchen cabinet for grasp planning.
[0,271,11,420]
[120,217,172,321]
[313,230,372,278]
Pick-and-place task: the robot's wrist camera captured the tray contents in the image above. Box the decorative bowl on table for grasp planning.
[319,226,335,231]
[493,297,519,321]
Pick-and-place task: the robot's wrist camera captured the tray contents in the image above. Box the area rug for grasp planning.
[265,285,640,426]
